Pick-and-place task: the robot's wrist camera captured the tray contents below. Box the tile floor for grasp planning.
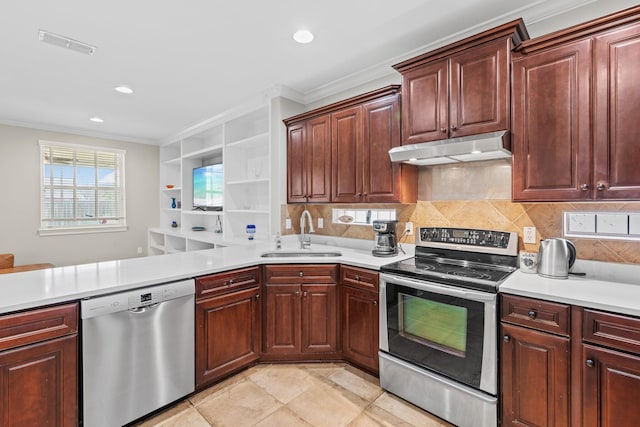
[136,363,453,427]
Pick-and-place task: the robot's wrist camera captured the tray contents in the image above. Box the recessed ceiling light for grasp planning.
[293,30,314,44]
[90,117,104,123]
[114,85,134,94]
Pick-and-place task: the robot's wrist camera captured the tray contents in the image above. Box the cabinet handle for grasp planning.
[355,275,360,281]
[295,290,300,296]
[450,125,457,131]
[580,183,589,191]
[586,359,595,368]
[528,310,537,319]
[503,335,511,343]
[255,294,260,300]
[303,291,307,297]
[440,127,447,133]
[299,271,304,277]
[228,279,234,285]
[373,300,377,306]
[596,182,606,191]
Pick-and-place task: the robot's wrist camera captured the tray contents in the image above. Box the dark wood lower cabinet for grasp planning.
[263,265,339,360]
[501,323,570,426]
[341,285,378,374]
[195,286,262,388]
[0,335,77,427]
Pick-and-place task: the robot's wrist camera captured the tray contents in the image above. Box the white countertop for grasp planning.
[500,259,640,317]
[0,238,413,315]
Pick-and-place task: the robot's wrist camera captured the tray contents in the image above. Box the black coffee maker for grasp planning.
[372,220,398,257]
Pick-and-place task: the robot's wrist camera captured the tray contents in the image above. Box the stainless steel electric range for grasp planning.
[379,227,518,427]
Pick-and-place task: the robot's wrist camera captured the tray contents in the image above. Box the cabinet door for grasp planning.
[264,284,301,354]
[593,22,640,199]
[287,122,307,203]
[501,323,570,427]
[341,286,378,374]
[450,38,509,138]
[0,335,77,427]
[306,114,332,202]
[331,105,363,203]
[512,39,592,201]
[195,287,261,387]
[400,59,449,144]
[362,94,404,203]
[301,284,337,354]
[582,344,640,427]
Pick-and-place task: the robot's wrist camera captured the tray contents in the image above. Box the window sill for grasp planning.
[38,225,128,236]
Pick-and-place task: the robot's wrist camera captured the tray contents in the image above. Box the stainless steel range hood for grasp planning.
[388,131,511,166]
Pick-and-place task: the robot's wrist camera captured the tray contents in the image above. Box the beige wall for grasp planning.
[0,124,159,267]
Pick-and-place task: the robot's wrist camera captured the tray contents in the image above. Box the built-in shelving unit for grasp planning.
[150,93,304,254]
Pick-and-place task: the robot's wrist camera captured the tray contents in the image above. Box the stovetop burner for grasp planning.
[380,227,519,293]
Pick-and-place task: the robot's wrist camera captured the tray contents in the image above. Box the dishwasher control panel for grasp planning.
[81,279,195,319]
[128,289,162,309]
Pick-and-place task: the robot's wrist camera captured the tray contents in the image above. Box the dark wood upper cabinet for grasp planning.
[512,6,640,201]
[286,114,332,203]
[331,105,363,203]
[400,59,449,144]
[284,85,416,204]
[393,19,528,145]
[511,39,593,201]
[593,21,640,199]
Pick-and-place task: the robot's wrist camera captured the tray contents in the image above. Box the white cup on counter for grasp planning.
[519,251,538,274]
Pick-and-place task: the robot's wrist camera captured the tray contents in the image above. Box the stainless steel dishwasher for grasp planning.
[81,279,195,427]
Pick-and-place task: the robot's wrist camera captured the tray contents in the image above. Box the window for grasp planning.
[39,141,126,235]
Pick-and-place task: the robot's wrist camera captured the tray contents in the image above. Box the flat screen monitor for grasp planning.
[193,163,223,211]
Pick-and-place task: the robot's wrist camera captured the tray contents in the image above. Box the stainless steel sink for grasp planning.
[260,250,342,258]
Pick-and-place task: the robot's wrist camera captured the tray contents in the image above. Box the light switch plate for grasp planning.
[285,218,292,229]
[567,213,596,233]
[629,214,640,235]
[596,214,628,235]
[317,218,324,229]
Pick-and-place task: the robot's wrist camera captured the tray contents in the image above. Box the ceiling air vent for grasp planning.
[38,30,96,55]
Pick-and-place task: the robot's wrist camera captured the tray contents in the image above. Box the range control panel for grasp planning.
[419,227,516,251]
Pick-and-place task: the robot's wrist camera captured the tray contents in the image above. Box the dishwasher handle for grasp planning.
[129,303,160,313]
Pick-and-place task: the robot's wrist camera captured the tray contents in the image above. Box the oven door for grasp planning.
[380,273,497,395]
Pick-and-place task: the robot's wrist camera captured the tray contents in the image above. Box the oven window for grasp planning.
[385,282,487,388]
[399,293,467,357]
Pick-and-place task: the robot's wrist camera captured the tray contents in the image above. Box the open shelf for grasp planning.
[152,96,304,254]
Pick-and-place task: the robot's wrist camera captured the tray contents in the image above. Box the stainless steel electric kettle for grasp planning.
[537,238,576,279]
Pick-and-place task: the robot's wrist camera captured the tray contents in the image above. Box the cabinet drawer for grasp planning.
[340,265,378,292]
[196,266,261,300]
[0,303,78,351]
[583,309,640,355]
[264,264,338,284]
[501,294,570,336]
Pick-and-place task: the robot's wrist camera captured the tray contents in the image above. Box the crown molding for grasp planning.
[0,118,156,145]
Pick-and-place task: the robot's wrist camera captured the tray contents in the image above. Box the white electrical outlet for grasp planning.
[405,222,413,235]
[285,218,292,229]
[137,247,143,254]
[523,227,537,244]
[318,218,324,229]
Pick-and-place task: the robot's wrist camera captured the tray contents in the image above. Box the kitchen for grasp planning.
[2,0,640,426]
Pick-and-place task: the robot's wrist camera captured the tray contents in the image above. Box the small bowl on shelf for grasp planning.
[165,185,175,189]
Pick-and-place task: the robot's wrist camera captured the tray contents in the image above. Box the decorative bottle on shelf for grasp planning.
[171,197,176,209]
[246,224,256,240]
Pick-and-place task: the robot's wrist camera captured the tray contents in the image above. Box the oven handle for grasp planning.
[379,273,497,303]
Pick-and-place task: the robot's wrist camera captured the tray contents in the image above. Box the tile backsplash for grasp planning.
[282,160,640,264]
[282,201,640,264]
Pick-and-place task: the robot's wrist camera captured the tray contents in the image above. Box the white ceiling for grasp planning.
[0,0,633,144]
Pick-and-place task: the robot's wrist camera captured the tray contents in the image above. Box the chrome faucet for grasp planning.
[300,209,315,249]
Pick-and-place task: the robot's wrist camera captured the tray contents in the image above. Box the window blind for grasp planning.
[40,141,126,233]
